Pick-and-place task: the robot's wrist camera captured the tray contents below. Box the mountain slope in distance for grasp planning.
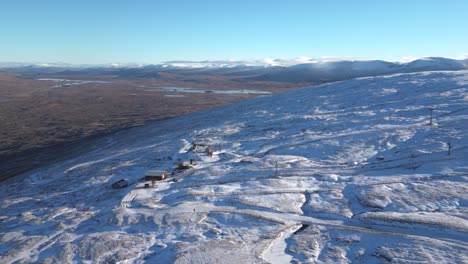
[250,57,468,82]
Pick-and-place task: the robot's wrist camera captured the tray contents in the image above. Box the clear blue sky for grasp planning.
[1,0,467,64]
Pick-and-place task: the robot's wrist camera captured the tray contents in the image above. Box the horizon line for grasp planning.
[1,55,467,68]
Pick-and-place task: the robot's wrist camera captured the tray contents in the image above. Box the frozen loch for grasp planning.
[1,70,468,263]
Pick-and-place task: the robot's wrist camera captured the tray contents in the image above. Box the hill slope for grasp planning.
[250,57,468,82]
[1,71,467,263]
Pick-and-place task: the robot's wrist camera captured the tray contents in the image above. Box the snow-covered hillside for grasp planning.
[1,71,467,263]
[251,57,468,83]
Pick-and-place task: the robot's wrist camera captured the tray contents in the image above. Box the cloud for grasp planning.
[397,56,423,63]
[163,56,372,68]
[163,54,468,68]
[458,53,468,60]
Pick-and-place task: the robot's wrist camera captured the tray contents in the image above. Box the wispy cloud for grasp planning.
[162,56,375,68]
[397,56,424,63]
[459,53,468,60]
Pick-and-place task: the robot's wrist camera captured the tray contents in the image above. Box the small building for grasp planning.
[190,142,208,152]
[145,170,168,187]
[145,170,168,181]
[177,161,192,170]
[112,179,129,189]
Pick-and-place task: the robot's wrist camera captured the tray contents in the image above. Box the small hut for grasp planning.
[112,179,129,189]
[190,142,208,152]
[145,170,168,187]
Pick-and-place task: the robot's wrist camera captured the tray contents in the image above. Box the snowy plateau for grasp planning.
[1,70,468,263]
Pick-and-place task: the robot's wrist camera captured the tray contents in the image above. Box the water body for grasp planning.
[37,78,110,88]
[164,94,186,98]
[155,87,272,95]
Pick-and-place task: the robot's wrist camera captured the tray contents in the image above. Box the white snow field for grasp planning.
[1,70,468,263]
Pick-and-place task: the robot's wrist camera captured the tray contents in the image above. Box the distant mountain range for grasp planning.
[250,57,468,82]
[2,57,468,83]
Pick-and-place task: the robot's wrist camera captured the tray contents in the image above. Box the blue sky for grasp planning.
[1,0,467,64]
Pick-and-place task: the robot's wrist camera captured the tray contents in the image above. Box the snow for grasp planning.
[262,225,302,264]
[160,57,468,70]
[1,70,468,263]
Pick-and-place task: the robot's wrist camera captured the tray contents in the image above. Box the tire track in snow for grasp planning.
[124,203,468,251]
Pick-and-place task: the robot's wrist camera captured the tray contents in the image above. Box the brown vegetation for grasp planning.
[0,72,312,179]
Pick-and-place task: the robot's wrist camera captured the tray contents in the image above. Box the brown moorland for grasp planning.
[0,72,313,180]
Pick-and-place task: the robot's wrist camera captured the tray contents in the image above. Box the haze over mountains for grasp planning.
[2,57,468,83]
